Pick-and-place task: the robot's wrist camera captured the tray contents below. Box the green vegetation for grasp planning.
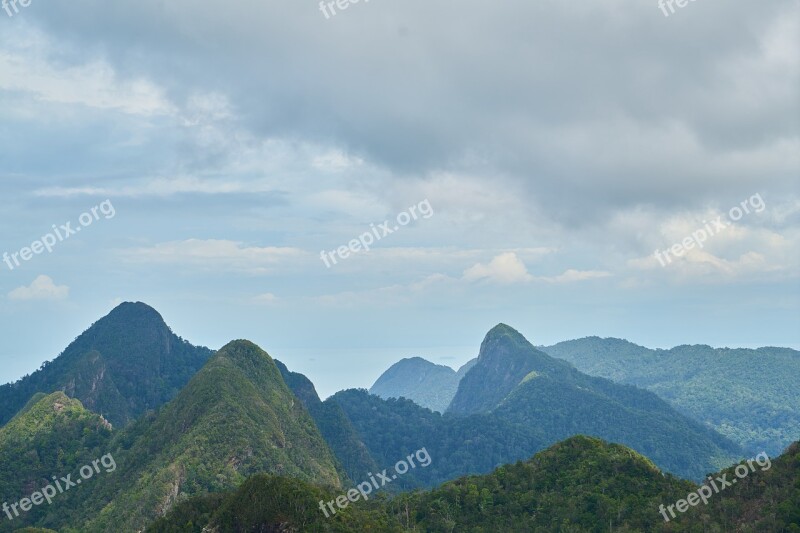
[0,309,795,532]
[332,389,547,489]
[399,436,697,532]
[448,324,574,415]
[368,324,741,481]
[79,340,342,532]
[145,436,800,532]
[0,302,213,428]
[275,360,380,485]
[148,475,403,532]
[494,368,741,480]
[0,393,112,532]
[670,441,800,532]
[369,357,476,413]
[542,337,800,455]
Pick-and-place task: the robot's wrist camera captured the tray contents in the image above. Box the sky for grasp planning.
[0,0,798,398]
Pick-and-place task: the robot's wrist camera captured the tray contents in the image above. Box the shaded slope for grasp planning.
[543,337,800,455]
[494,369,742,480]
[330,389,547,489]
[0,302,213,427]
[447,324,573,415]
[275,360,379,483]
[446,324,741,480]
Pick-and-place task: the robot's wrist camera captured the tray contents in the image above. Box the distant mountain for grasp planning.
[542,336,800,455]
[275,359,380,484]
[147,436,800,532]
[0,302,213,427]
[448,324,573,415]
[82,340,342,532]
[0,392,113,532]
[439,324,742,480]
[369,357,476,413]
[493,367,740,480]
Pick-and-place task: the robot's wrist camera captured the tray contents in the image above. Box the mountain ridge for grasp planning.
[0,302,214,427]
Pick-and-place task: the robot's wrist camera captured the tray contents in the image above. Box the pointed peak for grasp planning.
[485,323,527,340]
[479,323,534,358]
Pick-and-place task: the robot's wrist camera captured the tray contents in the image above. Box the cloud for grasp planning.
[11,0,796,222]
[118,239,305,274]
[541,269,612,283]
[0,32,173,116]
[8,275,69,301]
[463,252,533,284]
[252,292,278,304]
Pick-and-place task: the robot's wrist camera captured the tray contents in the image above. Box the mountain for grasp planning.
[493,367,740,481]
[0,302,214,428]
[369,357,476,413]
[442,324,742,480]
[275,359,380,484]
[447,324,573,415]
[146,436,800,532]
[542,336,800,455]
[0,392,113,532]
[400,435,697,532]
[331,389,547,489]
[81,340,342,532]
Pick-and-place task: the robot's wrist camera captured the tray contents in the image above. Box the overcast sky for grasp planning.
[0,0,798,398]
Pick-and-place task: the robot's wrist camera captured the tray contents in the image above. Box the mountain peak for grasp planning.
[479,324,532,359]
[0,302,213,427]
[448,324,571,415]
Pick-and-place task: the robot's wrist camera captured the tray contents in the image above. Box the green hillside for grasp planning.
[146,436,800,532]
[331,389,548,488]
[542,337,800,454]
[147,474,403,533]
[448,324,573,415]
[0,393,113,532]
[275,359,380,484]
[438,324,741,480]
[79,340,342,532]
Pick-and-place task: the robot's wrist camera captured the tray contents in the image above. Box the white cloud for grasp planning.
[463,252,533,284]
[0,30,174,116]
[118,239,305,274]
[252,292,278,304]
[8,275,69,301]
[542,269,612,283]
